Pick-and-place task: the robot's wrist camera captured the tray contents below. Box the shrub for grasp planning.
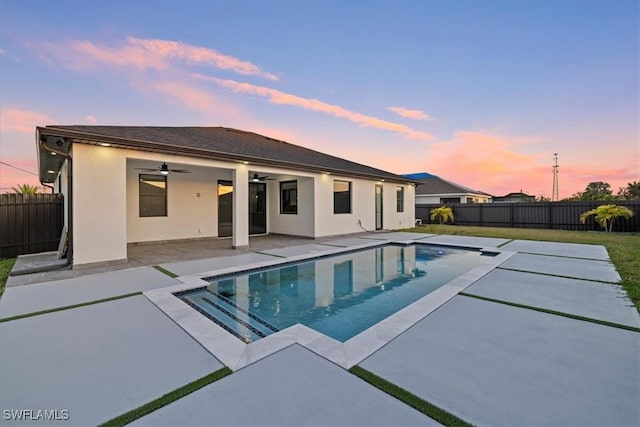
[579,205,634,232]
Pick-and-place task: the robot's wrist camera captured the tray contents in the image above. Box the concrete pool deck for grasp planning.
[1,233,638,426]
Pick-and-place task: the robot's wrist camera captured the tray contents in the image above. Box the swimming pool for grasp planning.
[176,244,493,342]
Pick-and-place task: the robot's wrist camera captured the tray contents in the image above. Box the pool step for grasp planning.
[181,290,279,343]
[211,291,280,334]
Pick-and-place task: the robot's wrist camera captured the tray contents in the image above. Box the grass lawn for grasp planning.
[0,258,16,299]
[405,225,640,312]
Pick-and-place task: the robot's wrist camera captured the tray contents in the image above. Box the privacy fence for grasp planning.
[416,200,640,232]
[0,193,64,259]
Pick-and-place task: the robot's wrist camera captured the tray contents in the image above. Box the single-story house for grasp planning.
[404,172,492,204]
[492,192,536,203]
[37,126,417,268]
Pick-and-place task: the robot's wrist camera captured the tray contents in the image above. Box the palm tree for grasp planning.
[430,206,454,225]
[11,184,39,194]
[579,204,634,232]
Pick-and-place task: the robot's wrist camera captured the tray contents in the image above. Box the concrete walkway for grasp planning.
[1,234,638,426]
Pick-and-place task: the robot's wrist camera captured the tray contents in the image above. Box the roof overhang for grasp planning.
[36,126,418,185]
[37,128,72,183]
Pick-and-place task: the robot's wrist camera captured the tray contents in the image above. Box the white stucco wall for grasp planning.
[268,175,316,237]
[69,144,415,265]
[314,174,415,237]
[72,144,127,266]
[126,157,234,243]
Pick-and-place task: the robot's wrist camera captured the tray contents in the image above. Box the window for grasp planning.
[139,174,167,217]
[439,197,459,204]
[396,186,404,212]
[333,180,352,214]
[280,180,298,214]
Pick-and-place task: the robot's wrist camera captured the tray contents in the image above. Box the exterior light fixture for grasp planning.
[252,173,261,182]
[50,152,56,156]
[47,170,55,174]
[160,163,170,175]
[100,143,111,147]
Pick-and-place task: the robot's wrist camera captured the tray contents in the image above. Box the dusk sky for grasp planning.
[1,1,638,198]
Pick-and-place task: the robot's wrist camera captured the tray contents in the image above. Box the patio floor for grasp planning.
[1,233,638,426]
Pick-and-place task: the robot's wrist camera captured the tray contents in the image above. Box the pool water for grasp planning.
[177,244,491,342]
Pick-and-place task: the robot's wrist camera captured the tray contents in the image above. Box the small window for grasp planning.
[280,181,298,214]
[139,174,167,217]
[439,197,459,205]
[333,180,352,214]
[396,186,404,212]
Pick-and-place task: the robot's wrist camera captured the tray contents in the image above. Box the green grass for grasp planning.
[152,265,179,278]
[406,225,640,312]
[459,293,640,332]
[0,258,16,299]
[0,292,141,323]
[100,367,232,427]
[349,366,474,427]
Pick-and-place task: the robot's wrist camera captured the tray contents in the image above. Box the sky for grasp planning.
[1,0,638,198]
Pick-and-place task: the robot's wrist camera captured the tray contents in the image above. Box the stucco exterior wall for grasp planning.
[314,175,414,237]
[126,156,233,243]
[68,144,415,266]
[72,144,127,265]
[268,176,316,237]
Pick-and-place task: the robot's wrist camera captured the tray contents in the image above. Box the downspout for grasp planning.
[40,137,73,265]
[42,183,55,194]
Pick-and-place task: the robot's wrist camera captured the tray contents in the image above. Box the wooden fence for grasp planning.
[416,200,640,232]
[0,193,64,259]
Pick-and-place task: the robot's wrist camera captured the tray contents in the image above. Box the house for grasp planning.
[404,173,492,205]
[492,192,536,203]
[37,126,417,268]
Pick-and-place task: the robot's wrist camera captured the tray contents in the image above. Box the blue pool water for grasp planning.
[177,244,491,343]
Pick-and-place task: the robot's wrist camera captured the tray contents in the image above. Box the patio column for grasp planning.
[232,165,249,249]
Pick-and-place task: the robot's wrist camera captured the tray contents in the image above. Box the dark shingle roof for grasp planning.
[40,126,413,183]
[405,173,492,196]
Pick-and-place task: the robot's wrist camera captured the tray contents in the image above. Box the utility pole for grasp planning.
[552,153,559,201]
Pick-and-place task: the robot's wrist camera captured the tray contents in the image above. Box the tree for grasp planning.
[618,181,640,200]
[579,204,634,232]
[11,184,39,194]
[580,181,613,201]
[430,206,454,225]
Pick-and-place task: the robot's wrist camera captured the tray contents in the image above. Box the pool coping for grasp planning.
[144,239,516,370]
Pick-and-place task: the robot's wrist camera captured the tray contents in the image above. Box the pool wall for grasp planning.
[144,238,516,370]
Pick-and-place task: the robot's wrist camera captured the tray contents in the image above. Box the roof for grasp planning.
[405,172,492,197]
[36,126,416,184]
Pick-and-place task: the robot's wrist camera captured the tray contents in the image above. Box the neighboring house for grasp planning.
[37,126,417,267]
[404,172,492,205]
[492,192,536,203]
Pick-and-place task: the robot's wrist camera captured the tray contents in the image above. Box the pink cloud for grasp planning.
[195,75,435,141]
[0,108,57,132]
[43,36,277,80]
[416,131,637,199]
[150,80,220,113]
[85,115,97,124]
[388,106,432,121]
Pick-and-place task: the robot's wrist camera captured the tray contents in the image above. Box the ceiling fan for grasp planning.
[251,173,274,182]
[136,162,191,175]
